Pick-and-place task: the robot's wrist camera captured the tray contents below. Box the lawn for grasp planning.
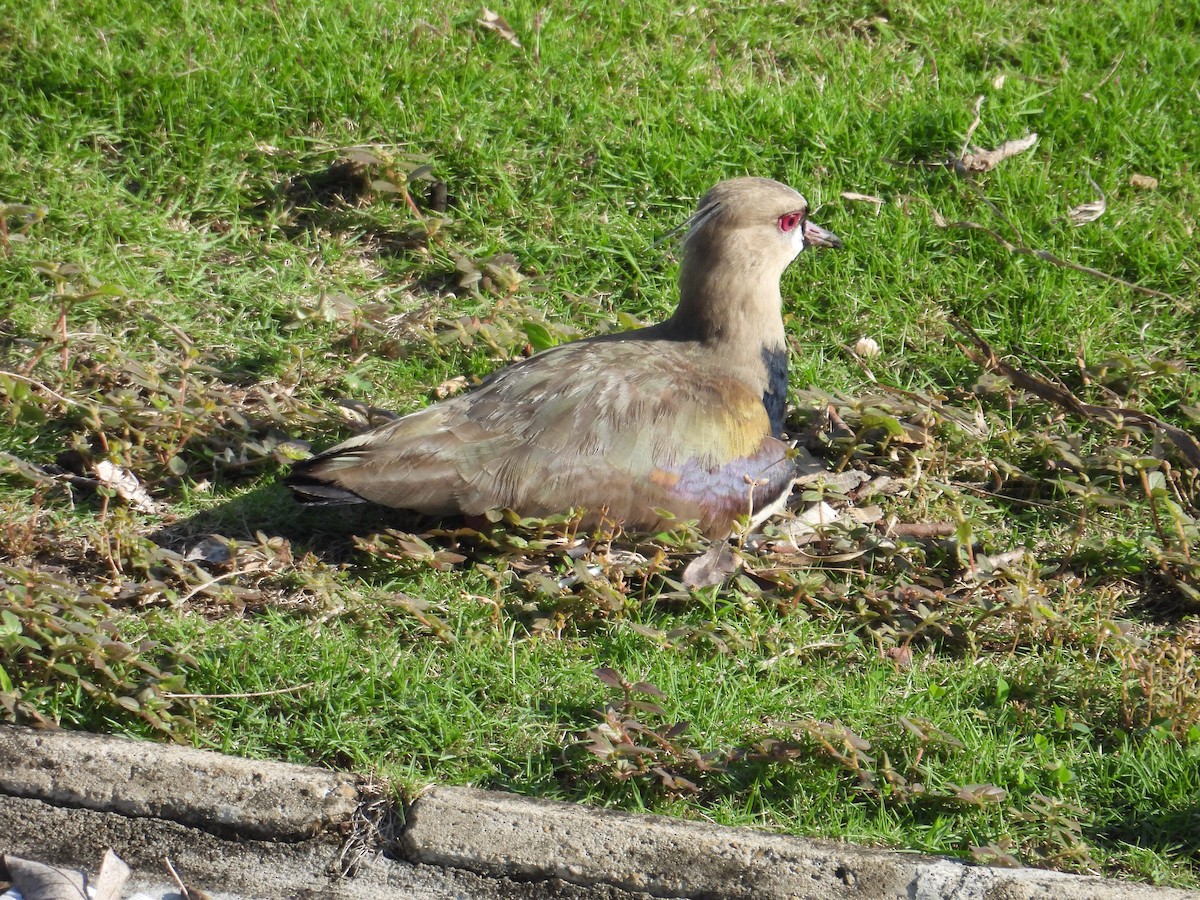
[2,0,1199,887]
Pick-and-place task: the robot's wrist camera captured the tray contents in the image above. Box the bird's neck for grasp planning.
[666,251,787,354]
[660,242,792,437]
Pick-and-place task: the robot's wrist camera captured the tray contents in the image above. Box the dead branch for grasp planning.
[934,217,1179,303]
[951,318,1200,470]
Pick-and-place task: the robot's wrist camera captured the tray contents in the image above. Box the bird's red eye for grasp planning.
[778,211,803,232]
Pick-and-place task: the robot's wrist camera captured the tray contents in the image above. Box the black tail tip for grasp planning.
[284,469,368,505]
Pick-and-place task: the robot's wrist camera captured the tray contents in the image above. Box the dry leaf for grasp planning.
[958,132,1038,173]
[185,535,234,567]
[434,375,469,398]
[863,474,906,497]
[92,850,132,900]
[765,501,840,548]
[3,855,86,900]
[603,548,648,568]
[844,505,884,525]
[92,460,159,513]
[1068,177,1106,226]
[1129,173,1158,190]
[681,542,739,589]
[795,470,871,493]
[478,8,521,47]
[797,501,839,527]
[841,191,885,211]
[1068,200,1105,225]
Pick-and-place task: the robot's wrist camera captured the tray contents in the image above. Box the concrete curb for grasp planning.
[0,725,359,840]
[1,725,1194,900]
[402,787,1197,900]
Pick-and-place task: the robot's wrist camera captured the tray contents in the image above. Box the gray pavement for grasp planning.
[1,725,1194,899]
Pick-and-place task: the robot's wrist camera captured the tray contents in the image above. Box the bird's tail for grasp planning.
[284,455,369,505]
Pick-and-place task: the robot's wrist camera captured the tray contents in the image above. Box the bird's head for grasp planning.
[683,177,842,278]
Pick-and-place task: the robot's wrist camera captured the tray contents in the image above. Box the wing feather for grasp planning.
[289,337,790,532]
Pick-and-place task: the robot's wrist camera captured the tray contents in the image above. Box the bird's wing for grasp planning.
[292,338,794,531]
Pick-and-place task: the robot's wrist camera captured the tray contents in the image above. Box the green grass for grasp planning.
[3,0,1200,888]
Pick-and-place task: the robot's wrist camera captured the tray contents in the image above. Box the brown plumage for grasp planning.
[287,177,841,535]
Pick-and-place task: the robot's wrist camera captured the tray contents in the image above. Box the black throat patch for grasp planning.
[760,345,788,438]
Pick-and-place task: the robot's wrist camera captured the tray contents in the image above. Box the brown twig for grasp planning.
[960,95,985,160]
[1084,50,1125,101]
[950,318,1200,470]
[175,567,255,604]
[938,217,1179,303]
[163,854,208,900]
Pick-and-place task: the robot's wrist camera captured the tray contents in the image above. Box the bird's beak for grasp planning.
[803,219,842,250]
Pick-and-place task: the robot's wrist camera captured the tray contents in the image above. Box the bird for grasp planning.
[287,176,841,536]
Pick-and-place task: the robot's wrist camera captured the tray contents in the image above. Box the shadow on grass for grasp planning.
[150,481,429,563]
[1096,802,1200,871]
[246,157,450,259]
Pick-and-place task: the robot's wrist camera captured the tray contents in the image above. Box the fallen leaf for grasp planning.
[92,850,131,900]
[185,535,235,567]
[840,191,885,212]
[1129,173,1158,190]
[758,501,840,548]
[797,501,839,528]
[844,505,884,525]
[861,474,907,497]
[1068,177,1106,225]
[478,8,521,47]
[434,375,469,398]
[958,132,1038,173]
[92,460,159,513]
[794,470,871,494]
[682,542,739,589]
[3,855,86,900]
[603,548,648,568]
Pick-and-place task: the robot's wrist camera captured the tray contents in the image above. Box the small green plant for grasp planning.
[578,666,728,794]
[0,564,199,734]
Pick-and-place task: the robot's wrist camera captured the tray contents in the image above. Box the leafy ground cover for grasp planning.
[2,0,1199,887]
